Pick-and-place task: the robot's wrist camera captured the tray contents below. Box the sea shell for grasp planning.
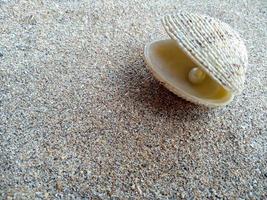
[144,12,248,107]
[162,12,248,93]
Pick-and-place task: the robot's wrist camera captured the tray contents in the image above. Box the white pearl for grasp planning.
[188,67,206,84]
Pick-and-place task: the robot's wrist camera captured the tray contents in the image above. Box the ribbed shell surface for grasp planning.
[162,13,248,93]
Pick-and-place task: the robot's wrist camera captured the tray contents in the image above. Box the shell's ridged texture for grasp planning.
[162,13,248,93]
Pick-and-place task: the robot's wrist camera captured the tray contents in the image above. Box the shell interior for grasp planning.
[144,39,233,107]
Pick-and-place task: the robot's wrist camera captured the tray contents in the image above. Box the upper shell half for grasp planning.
[162,12,248,94]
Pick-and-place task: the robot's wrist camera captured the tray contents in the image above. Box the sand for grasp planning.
[0,0,266,199]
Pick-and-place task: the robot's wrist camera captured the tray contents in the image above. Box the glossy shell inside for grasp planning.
[144,39,234,107]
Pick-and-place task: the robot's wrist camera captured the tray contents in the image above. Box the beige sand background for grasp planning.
[1,0,266,199]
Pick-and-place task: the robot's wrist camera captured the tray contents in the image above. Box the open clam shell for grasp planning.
[144,12,248,107]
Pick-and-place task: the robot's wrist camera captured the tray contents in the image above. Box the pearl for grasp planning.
[188,67,206,84]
